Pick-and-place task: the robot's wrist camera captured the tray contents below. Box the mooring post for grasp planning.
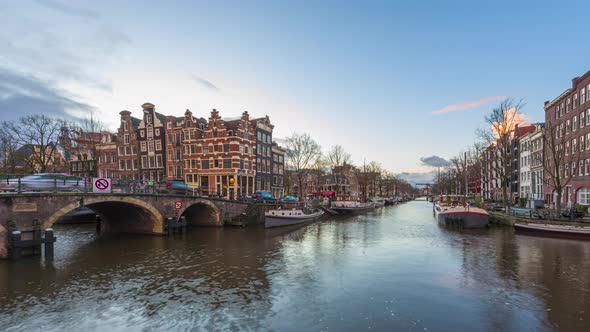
[95,215,102,234]
[44,228,55,259]
[165,217,173,235]
[10,231,22,260]
[180,216,187,233]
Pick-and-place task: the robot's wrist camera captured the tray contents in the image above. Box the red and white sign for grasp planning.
[93,178,112,193]
[174,201,182,209]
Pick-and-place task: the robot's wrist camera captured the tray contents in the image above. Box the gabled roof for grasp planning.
[155,112,167,124]
[130,117,141,128]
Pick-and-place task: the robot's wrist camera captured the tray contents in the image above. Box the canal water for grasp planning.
[1,201,590,331]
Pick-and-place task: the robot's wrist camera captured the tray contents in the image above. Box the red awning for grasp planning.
[311,191,336,197]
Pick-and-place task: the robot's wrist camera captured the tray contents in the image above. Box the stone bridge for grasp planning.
[0,193,249,258]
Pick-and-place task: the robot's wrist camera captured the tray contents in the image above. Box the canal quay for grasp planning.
[1,200,589,331]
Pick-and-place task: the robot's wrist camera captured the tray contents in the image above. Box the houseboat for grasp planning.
[265,208,324,228]
[434,195,489,229]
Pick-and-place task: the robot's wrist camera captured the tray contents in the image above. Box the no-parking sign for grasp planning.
[93,178,112,193]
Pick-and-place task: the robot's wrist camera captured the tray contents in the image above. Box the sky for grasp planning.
[2,0,590,182]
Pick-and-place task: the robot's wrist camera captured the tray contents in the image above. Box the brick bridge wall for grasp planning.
[0,193,249,259]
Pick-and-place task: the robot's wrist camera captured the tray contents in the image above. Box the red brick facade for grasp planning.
[544,70,590,206]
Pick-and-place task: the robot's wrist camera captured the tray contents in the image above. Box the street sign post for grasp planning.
[93,178,112,193]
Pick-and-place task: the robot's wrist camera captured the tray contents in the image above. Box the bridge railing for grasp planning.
[0,174,252,201]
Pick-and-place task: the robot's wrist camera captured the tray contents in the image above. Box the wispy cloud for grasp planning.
[0,68,95,121]
[432,96,506,115]
[193,75,220,91]
[33,0,99,19]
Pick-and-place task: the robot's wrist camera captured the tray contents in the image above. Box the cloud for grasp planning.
[0,68,94,121]
[396,171,438,186]
[432,96,506,115]
[193,75,220,91]
[33,0,99,19]
[420,155,452,167]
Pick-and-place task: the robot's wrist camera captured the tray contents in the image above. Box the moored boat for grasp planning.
[330,201,375,214]
[434,195,489,229]
[265,208,324,228]
[370,198,385,207]
[514,223,590,240]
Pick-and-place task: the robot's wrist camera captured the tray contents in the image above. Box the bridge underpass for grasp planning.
[0,193,249,259]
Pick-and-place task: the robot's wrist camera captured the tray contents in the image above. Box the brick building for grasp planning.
[116,110,141,180]
[192,110,257,199]
[174,110,207,188]
[271,142,285,198]
[137,103,166,181]
[544,70,590,207]
[96,132,118,179]
[254,116,274,192]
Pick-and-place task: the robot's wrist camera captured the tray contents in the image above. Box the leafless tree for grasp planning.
[285,133,322,198]
[542,120,581,212]
[476,98,525,208]
[1,115,66,173]
[0,129,19,173]
[326,145,351,196]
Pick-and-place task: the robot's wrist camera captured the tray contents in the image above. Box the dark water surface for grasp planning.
[2,201,590,331]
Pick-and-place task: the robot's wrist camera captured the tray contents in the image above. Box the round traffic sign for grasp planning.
[95,178,109,190]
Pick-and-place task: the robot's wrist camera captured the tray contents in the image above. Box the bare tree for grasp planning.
[542,120,581,212]
[285,133,322,198]
[0,129,19,173]
[326,145,351,196]
[1,115,66,173]
[476,98,525,208]
[67,113,105,176]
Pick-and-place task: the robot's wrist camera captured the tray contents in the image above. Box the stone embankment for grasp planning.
[489,211,590,227]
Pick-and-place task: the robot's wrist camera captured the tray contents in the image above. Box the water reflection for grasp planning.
[1,201,590,331]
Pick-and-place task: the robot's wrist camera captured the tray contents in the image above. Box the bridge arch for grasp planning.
[46,196,164,234]
[179,200,221,226]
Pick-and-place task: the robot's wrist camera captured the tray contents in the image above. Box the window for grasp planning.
[224,144,229,153]
[213,130,218,138]
[167,122,172,129]
[142,156,147,168]
[119,160,125,170]
[132,146,137,155]
[586,159,590,175]
[155,129,160,136]
[148,142,154,153]
[146,114,152,124]
[223,159,232,168]
[126,160,131,170]
[156,155,163,168]
[124,134,130,144]
[149,156,155,168]
[147,127,153,140]
[581,160,585,176]
[257,131,262,140]
[140,130,145,138]
[214,160,220,168]
[579,188,590,205]
[156,140,162,151]
[123,121,128,131]
[582,111,586,128]
[203,146,209,154]
[132,159,137,170]
[573,116,577,131]
[582,87,587,105]
[118,147,124,156]
[202,160,210,169]
[125,146,131,155]
[141,141,147,152]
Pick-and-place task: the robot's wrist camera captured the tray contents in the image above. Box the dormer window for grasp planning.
[187,121,191,128]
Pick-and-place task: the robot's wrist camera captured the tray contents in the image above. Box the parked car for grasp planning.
[252,191,277,203]
[1,173,89,192]
[281,195,298,202]
[155,181,192,195]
